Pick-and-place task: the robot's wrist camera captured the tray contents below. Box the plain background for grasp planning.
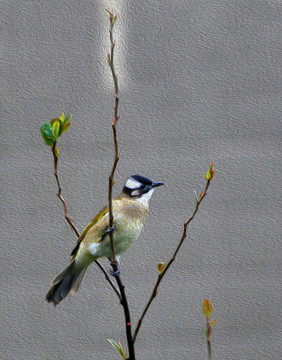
[1,0,281,359]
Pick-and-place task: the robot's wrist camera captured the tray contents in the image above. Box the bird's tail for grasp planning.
[46,260,87,306]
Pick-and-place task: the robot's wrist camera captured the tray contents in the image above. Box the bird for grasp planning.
[46,174,163,305]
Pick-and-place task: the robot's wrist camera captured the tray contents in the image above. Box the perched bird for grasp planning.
[46,174,163,305]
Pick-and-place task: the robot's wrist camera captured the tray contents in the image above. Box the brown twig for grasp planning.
[202,298,215,359]
[106,10,135,360]
[133,165,215,342]
[51,142,121,300]
[107,9,120,264]
[206,320,212,360]
[52,142,80,238]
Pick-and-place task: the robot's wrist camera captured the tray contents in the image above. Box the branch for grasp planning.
[107,9,120,264]
[202,298,215,360]
[51,142,121,300]
[133,164,215,342]
[106,10,135,360]
[52,142,80,237]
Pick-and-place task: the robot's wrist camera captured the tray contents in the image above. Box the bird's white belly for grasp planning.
[100,221,143,259]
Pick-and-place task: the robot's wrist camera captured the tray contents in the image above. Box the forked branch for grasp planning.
[133,164,215,342]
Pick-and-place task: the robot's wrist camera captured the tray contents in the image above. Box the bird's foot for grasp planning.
[107,225,116,234]
[109,263,121,277]
[100,225,116,242]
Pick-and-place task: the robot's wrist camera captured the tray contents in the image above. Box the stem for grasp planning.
[106,10,135,360]
[133,171,213,342]
[115,273,135,360]
[52,142,80,238]
[206,317,212,360]
[207,339,212,360]
[107,10,120,264]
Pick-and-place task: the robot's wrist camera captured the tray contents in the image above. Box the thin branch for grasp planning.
[106,10,135,360]
[202,298,215,360]
[133,166,215,342]
[95,259,121,301]
[107,10,120,264]
[52,142,80,237]
[51,142,121,300]
[207,334,212,360]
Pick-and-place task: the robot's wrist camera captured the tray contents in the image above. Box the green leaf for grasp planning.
[202,328,208,338]
[64,114,72,124]
[52,120,61,139]
[50,118,60,127]
[40,123,55,146]
[62,122,71,134]
[210,319,216,328]
[107,339,126,359]
[59,112,65,122]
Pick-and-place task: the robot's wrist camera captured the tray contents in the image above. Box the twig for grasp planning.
[52,142,80,237]
[202,298,214,360]
[51,142,121,300]
[133,166,214,342]
[207,328,212,360]
[107,9,120,264]
[106,10,135,360]
[95,259,121,300]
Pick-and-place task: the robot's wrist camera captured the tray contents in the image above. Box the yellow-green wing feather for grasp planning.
[71,205,109,257]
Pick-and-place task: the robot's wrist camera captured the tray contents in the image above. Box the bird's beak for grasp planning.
[151,181,164,188]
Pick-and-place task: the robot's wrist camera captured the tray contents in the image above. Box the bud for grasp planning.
[157,262,166,274]
[202,299,213,318]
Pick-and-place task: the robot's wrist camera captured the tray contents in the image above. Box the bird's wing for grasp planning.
[71,205,109,257]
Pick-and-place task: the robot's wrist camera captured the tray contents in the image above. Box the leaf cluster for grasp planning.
[40,113,71,157]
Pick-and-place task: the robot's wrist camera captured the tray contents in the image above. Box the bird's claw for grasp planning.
[107,225,116,234]
[109,264,121,277]
[100,225,116,242]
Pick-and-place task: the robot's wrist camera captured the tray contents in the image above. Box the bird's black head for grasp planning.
[122,174,164,198]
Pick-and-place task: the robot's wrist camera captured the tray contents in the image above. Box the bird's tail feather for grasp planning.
[46,261,87,306]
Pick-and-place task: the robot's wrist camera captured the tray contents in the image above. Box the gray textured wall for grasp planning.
[1,1,281,359]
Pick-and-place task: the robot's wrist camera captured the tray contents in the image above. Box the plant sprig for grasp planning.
[202,298,216,360]
[133,164,215,342]
[40,112,121,299]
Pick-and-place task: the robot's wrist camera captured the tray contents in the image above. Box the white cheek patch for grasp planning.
[131,189,140,196]
[125,177,141,189]
[139,188,155,204]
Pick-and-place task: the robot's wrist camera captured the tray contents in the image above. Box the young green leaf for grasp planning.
[50,118,60,127]
[62,122,71,134]
[107,339,126,359]
[52,120,61,139]
[210,319,217,328]
[64,114,72,124]
[40,123,55,146]
[59,112,65,122]
[205,163,215,180]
